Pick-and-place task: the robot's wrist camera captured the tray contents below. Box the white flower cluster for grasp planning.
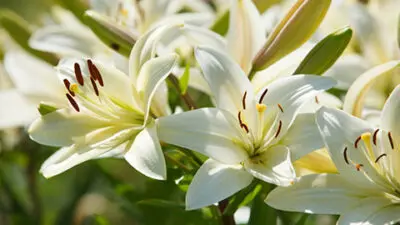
[1,0,399,224]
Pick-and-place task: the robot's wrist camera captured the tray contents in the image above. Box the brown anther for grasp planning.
[343,147,349,164]
[354,136,362,148]
[388,132,394,149]
[277,104,284,113]
[355,164,363,171]
[259,88,268,104]
[74,63,84,86]
[90,77,99,96]
[275,120,282,138]
[66,93,80,112]
[375,153,387,163]
[241,124,249,133]
[373,129,379,145]
[63,79,75,96]
[87,59,104,87]
[242,91,247,110]
[315,96,319,104]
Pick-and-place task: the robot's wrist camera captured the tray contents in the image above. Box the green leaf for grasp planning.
[294,214,309,225]
[136,199,184,208]
[37,103,58,116]
[248,183,277,225]
[293,27,353,75]
[179,63,191,95]
[210,10,230,36]
[56,0,88,22]
[252,0,331,72]
[223,180,261,215]
[82,10,137,57]
[0,10,58,65]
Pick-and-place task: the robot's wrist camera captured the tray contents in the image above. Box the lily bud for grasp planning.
[83,10,137,57]
[294,27,353,75]
[252,0,331,71]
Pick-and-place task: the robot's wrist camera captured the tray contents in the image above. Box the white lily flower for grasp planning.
[157,46,336,210]
[28,39,178,180]
[0,51,66,129]
[267,85,400,225]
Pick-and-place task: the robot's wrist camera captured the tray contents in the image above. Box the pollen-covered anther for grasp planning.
[258,88,268,104]
[355,163,363,171]
[277,104,284,113]
[242,91,247,110]
[354,136,362,148]
[373,129,379,145]
[66,93,80,112]
[375,153,387,163]
[74,63,84,86]
[275,120,282,138]
[237,111,249,133]
[87,59,104,87]
[388,132,394,149]
[63,79,75,96]
[256,103,267,113]
[343,147,349,164]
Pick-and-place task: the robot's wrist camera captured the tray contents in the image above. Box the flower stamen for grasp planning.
[343,147,349,164]
[375,153,387,163]
[373,129,379,145]
[242,91,247,110]
[256,103,267,113]
[63,79,75,96]
[87,60,104,87]
[74,63,84,86]
[66,93,80,112]
[354,136,362,148]
[90,77,100,96]
[275,120,282,138]
[259,88,268,104]
[355,163,363,171]
[388,132,394,149]
[277,104,284,113]
[237,111,249,133]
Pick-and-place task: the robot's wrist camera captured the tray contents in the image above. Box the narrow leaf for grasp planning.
[223,180,260,215]
[210,10,230,36]
[294,27,353,75]
[82,10,137,57]
[179,63,191,94]
[38,103,58,116]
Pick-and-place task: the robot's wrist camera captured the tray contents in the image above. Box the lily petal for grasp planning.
[226,0,265,74]
[337,197,393,225]
[279,113,324,161]
[245,145,296,186]
[124,124,166,180]
[194,46,255,113]
[258,75,336,135]
[157,108,248,164]
[136,54,178,123]
[364,204,400,225]
[315,107,384,190]
[293,148,337,176]
[343,61,400,117]
[380,85,400,139]
[29,108,107,146]
[186,158,253,210]
[266,174,369,214]
[29,26,98,57]
[0,90,38,128]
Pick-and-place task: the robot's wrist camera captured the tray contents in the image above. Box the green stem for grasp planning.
[218,199,236,225]
[168,74,197,109]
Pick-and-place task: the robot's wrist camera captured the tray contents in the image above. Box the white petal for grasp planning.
[226,0,265,74]
[380,85,400,139]
[124,124,166,180]
[157,108,248,164]
[40,144,118,178]
[324,54,370,90]
[29,26,98,57]
[194,46,256,113]
[28,108,107,146]
[186,159,253,210]
[343,61,400,117]
[258,75,336,135]
[4,51,65,104]
[266,174,369,214]
[251,44,312,93]
[279,113,324,161]
[337,197,393,225]
[293,148,337,176]
[315,107,384,190]
[245,145,296,186]
[0,90,38,128]
[364,204,400,225]
[135,54,178,122]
